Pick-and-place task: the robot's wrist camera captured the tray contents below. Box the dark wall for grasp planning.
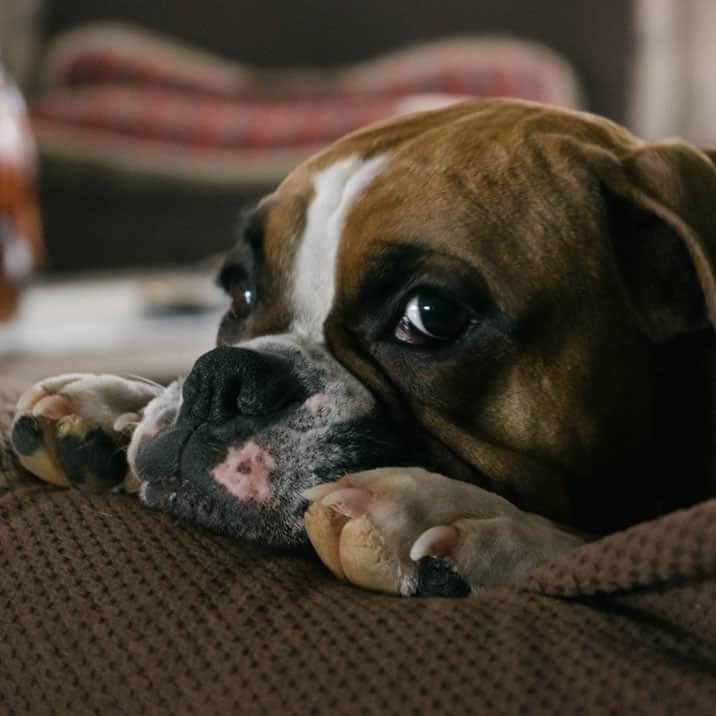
[45,0,634,123]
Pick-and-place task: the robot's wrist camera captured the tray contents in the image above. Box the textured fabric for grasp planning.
[0,378,715,714]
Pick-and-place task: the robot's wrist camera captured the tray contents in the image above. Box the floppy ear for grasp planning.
[595,141,716,343]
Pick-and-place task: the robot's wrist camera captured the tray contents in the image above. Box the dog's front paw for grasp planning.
[11,374,163,491]
[303,467,584,597]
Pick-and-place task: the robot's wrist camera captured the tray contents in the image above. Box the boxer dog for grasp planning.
[10,99,716,597]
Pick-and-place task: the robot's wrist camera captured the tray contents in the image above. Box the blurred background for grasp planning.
[0,0,713,381]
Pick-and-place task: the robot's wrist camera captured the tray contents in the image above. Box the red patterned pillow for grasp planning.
[31,23,583,185]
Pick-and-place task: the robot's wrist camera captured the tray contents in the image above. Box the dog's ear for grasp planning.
[594,141,716,343]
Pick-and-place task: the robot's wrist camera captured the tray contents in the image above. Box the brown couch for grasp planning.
[1,377,715,714]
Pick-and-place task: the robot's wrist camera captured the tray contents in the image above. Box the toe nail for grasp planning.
[320,487,371,518]
[11,415,42,456]
[17,386,48,413]
[114,412,139,433]
[32,395,73,420]
[410,525,460,562]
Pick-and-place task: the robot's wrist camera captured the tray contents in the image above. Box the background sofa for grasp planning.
[28,0,633,273]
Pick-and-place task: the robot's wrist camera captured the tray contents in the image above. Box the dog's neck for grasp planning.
[573,329,716,533]
[698,334,716,496]
[651,329,716,513]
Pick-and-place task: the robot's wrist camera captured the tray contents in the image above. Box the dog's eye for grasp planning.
[217,265,255,319]
[394,291,470,345]
[231,287,255,318]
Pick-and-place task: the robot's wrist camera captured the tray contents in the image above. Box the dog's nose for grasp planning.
[180,346,307,424]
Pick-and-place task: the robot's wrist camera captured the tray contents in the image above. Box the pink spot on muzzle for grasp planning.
[303,393,329,415]
[212,441,276,503]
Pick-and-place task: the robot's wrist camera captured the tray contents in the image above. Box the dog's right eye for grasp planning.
[217,265,255,319]
[230,286,255,319]
[394,290,471,346]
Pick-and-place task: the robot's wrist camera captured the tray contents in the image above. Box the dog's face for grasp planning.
[131,99,716,544]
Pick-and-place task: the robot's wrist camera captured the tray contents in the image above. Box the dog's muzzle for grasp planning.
[130,336,411,546]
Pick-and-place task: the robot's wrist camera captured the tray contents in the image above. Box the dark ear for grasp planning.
[597,141,716,343]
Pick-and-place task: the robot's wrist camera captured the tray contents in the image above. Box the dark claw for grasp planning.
[11,415,43,457]
[414,556,472,598]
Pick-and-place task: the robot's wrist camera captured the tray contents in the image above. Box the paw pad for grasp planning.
[54,416,128,490]
[10,376,153,492]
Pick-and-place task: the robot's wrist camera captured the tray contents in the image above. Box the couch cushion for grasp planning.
[30,27,582,186]
[1,378,715,714]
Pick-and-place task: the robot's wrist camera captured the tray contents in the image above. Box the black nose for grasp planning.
[180,346,307,425]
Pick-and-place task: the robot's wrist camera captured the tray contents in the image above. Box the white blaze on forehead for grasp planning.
[292,154,388,341]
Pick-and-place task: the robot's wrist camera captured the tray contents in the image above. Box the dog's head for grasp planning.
[131,99,716,544]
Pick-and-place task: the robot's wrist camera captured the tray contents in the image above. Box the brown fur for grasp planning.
[13,100,716,594]
[264,99,716,533]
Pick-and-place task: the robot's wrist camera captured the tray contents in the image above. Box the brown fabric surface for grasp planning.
[0,379,715,715]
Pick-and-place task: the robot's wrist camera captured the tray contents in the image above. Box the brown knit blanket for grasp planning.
[0,378,714,714]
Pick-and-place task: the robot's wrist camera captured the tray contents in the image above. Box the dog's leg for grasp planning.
[11,374,164,491]
[303,467,585,597]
